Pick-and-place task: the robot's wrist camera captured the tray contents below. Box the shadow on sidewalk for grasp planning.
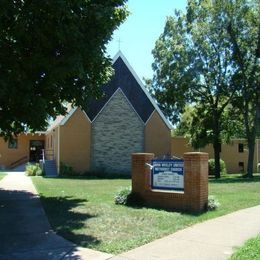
[0,188,100,256]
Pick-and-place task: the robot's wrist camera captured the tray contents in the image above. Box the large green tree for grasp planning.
[226,0,259,177]
[0,0,128,138]
[149,1,238,178]
[149,0,259,178]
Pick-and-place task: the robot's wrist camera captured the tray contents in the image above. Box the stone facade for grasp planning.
[91,89,144,174]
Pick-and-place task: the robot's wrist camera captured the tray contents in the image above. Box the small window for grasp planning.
[238,143,244,153]
[8,139,18,149]
[238,162,244,172]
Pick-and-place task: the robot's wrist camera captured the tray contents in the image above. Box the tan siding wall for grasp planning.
[45,131,55,160]
[0,134,45,169]
[59,108,91,173]
[145,111,171,157]
[171,137,260,173]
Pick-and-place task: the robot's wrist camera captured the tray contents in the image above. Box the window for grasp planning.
[8,139,18,149]
[238,143,244,153]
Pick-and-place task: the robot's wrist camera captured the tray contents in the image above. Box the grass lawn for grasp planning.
[230,234,260,259]
[32,174,260,254]
[0,172,7,181]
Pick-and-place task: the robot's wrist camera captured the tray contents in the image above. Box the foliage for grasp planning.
[174,104,245,142]
[114,186,144,206]
[226,0,260,177]
[208,159,227,176]
[59,162,76,176]
[25,163,43,176]
[230,234,260,260]
[207,195,220,211]
[32,174,260,254]
[173,105,194,137]
[0,0,128,138]
[148,0,259,178]
[114,186,131,205]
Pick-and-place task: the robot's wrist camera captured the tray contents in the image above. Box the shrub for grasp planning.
[207,195,220,211]
[208,159,227,175]
[59,162,76,176]
[25,163,43,176]
[114,187,143,206]
[115,187,131,205]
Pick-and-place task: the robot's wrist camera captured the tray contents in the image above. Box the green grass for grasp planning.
[230,234,260,260]
[32,174,260,254]
[0,172,7,181]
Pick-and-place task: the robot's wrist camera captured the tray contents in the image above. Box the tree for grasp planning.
[0,0,128,138]
[149,1,239,178]
[226,0,259,177]
[174,104,245,148]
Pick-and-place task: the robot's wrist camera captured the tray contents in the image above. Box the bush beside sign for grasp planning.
[151,159,184,192]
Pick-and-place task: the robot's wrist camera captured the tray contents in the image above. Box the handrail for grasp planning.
[42,149,45,163]
[10,156,28,168]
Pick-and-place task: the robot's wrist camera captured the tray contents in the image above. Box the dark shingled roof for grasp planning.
[85,56,155,122]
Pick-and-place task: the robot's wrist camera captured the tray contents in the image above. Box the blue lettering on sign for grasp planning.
[151,159,184,191]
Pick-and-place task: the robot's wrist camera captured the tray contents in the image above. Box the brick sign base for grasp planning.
[132,152,208,213]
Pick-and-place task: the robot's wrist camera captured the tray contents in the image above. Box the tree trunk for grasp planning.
[247,138,255,178]
[244,101,257,178]
[213,140,221,178]
[213,113,221,179]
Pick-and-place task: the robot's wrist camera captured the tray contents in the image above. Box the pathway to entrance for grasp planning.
[0,172,260,259]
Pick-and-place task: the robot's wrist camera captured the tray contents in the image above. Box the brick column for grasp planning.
[183,152,208,212]
[132,153,154,194]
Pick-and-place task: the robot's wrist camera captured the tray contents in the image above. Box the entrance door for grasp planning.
[29,140,45,162]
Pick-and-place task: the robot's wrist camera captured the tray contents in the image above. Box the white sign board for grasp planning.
[151,160,184,191]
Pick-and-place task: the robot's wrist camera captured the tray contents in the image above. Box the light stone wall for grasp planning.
[91,89,144,174]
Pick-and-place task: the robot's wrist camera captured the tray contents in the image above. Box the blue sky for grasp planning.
[106,0,187,82]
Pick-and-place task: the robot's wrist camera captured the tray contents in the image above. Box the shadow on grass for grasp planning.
[38,195,100,247]
[122,193,206,216]
[209,174,260,184]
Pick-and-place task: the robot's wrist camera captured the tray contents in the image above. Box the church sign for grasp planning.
[151,159,184,191]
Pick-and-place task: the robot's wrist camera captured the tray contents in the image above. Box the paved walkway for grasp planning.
[0,173,260,260]
[112,205,260,260]
[0,173,112,260]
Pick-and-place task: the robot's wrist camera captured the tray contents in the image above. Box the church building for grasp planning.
[44,51,172,174]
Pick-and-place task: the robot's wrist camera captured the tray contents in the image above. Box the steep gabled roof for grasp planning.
[50,51,172,129]
[85,51,172,128]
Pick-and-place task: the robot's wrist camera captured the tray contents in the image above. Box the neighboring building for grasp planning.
[171,136,260,173]
[0,133,45,170]
[0,52,171,174]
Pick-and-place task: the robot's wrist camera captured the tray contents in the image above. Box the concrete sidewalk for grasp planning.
[112,205,260,260]
[0,173,112,260]
[1,173,260,260]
